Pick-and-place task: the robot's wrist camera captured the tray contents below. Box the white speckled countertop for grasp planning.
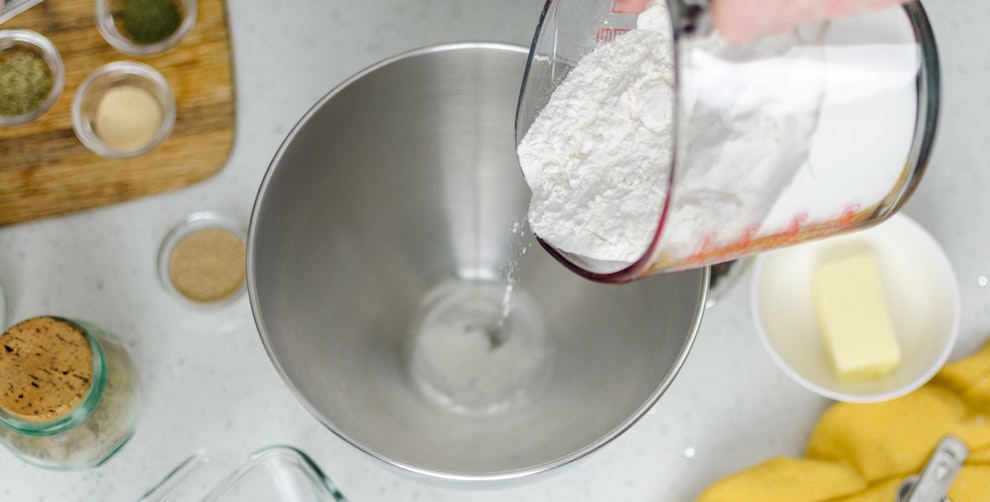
[1,0,987,500]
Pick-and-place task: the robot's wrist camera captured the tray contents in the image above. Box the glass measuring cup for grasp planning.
[515,0,939,282]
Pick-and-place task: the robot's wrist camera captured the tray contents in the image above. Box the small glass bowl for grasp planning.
[96,0,197,57]
[157,211,248,309]
[0,29,65,127]
[72,61,176,158]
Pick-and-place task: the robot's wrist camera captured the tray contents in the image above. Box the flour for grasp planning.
[517,5,674,263]
[518,2,823,266]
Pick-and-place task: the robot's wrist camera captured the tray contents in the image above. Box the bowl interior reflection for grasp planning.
[248,43,707,480]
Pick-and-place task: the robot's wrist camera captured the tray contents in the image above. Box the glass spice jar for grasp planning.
[157,211,247,308]
[0,316,141,469]
[96,0,197,57]
[72,61,176,159]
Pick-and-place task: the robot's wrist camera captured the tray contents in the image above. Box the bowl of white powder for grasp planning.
[247,43,709,483]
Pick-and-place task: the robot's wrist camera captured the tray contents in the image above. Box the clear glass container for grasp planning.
[96,0,197,57]
[157,211,247,309]
[0,29,65,127]
[516,0,940,282]
[140,446,347,502]
[72,61,176,158]
[0,316,141,469]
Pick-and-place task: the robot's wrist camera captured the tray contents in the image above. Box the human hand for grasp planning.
[617,0,910,42]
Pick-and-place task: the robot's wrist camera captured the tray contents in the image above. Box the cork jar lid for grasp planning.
[0,317,94,422]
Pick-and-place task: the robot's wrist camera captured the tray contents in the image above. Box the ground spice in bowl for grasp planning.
[159,212,247,307]
[0,49,51,117]
[97,0,195,56]
[0,29,63,126]
[93,84,163,152]
[72,61,175,158]
[169,228,246,303]
[122,0,182,45]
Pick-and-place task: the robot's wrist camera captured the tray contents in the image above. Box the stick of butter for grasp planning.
[812,252,901,382]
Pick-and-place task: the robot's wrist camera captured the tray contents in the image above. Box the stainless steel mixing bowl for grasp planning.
[247,43,708,482]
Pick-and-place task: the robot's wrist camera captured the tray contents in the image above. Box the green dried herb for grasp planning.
[0,49,51,117]
[122,0,183,45]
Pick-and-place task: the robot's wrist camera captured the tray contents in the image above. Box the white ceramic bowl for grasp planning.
[751,213,960,402]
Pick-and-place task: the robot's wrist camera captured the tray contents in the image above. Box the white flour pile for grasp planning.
[517,5,674,263]
[518,2,822,264]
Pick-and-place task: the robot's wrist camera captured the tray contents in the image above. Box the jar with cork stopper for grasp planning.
[0,316,141,469]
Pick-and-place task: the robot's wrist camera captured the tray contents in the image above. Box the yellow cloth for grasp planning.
[696,340,990,502]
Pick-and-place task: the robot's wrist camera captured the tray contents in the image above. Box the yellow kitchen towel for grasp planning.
[696,339,990,502]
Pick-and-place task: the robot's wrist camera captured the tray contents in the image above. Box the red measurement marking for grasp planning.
[700,232,717,252]
[785,213,809,237]
[654,206,880,273]
[684,232,718,266]
[596,27,629,43]
[739,224,759,247]
[839,204,861,225]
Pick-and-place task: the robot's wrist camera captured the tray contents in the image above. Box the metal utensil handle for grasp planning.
[897,435,969,502]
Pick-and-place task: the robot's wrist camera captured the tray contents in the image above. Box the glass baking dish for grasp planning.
[140,445,347,502]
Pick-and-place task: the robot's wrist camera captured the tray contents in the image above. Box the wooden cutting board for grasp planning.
[0,0,235,226]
